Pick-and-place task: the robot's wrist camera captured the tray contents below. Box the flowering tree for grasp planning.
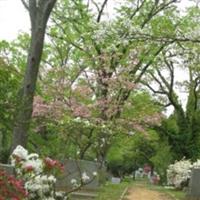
[31,0,179,164]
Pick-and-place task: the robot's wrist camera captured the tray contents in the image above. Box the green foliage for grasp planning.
[0,57,21,162]
[0,35,29,162]
[96,182,129,200]
[150,142,173,183]
[106,133,157,176]
[122,91,161,120]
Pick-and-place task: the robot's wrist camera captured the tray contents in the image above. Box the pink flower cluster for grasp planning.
[0,170,27,200]
[44,157,64,173]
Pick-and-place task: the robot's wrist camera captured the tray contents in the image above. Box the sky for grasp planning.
[0,0,29,40]
[0,0,194,41]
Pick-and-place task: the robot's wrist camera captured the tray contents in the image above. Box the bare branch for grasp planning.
[163,55,174,96]
[134,43,168,83]
[21,0,29,10]
[141,81,166,95]
[91,0,100,13]
[128,33,200,44]
[97,0,109,22]
[141,0,176,28]
[130,0,146,19]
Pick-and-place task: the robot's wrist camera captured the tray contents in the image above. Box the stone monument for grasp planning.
[188,168,200,200]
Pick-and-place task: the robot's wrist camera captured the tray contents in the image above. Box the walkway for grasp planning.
[125,186,173,200]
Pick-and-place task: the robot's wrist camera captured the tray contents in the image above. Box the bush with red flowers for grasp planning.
[44,157,64,175]
[0,170,27,200]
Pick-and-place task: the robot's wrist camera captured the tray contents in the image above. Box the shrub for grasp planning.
[167,159,193,189]
[0,170,27,200]
[11,145,66,200]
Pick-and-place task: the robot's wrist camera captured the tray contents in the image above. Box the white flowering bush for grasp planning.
[167,159,200,189]
[167,159,192,189]
[192,159,200,169]
[11,145,67,200]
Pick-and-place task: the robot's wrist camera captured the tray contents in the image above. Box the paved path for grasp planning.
[125,187,173,200]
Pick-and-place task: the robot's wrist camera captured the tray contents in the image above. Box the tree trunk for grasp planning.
[12,0,56,150]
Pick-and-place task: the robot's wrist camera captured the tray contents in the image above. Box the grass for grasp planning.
[95,181,129,200]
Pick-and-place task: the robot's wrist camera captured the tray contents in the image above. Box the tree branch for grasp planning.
[21,0,29,10]
[97,0,109,22]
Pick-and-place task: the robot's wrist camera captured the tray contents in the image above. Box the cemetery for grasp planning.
[0,0,200,199]
[1,153,199,199]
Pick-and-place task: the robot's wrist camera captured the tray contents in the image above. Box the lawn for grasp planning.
[96,181,129,200]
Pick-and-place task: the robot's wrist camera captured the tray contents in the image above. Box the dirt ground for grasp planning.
[125,187,173,200]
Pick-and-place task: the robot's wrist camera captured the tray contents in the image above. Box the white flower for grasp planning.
[101,138,105,143]
[10,146,61,199]
[71,178,77,185]
[55,192,68,200]
[71,178,79,188]
[48,175,56,183]
[74,117,81,122]
[193,159,200,169]
[12,145,28,160]
[93,171,97,176]
[128,131,135,136]
[82,172,90,182]
[84,120,90,126]
[27,153,39,160]
[22,159,43,174]
[167,159,192,189]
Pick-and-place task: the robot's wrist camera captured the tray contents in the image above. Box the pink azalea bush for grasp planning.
[0,170,27,200]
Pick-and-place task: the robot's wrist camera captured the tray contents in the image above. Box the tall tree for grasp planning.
[12,0,57,150]
[39,0,179,164]
[141,4,200,159]
[142,47,200,159]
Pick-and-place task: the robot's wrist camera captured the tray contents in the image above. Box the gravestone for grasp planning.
[56,159,105,191]
[135,168,144,179]
[188,168,200,200]
[0,163,14,175]
[111,177,121,184]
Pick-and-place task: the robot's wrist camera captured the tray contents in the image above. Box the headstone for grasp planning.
[188,168,200,199]
[135,170,140,178]
[135,168,144,179]
[111,177,121,184]
[0,163,14,175]
[56,159,105,191]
